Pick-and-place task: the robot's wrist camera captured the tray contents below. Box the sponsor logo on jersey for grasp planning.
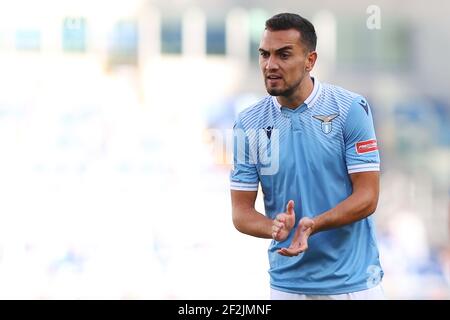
[356,139,378,154]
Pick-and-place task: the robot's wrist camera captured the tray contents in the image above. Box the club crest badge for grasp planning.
[312,113,339,134]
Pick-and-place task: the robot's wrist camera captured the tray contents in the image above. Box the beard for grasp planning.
[265,76,303,97]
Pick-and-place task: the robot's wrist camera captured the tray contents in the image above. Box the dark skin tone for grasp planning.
[231,28,380,256]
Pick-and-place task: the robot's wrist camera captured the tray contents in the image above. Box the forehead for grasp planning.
[259,29,303,50]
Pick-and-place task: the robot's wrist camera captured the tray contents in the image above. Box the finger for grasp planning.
[273,222,285,231]
[272,227,281,237]
[273,231,284,241]
[277,248,299,256]
[286,200,295,215]
[272,224,282,237]
[277,248,290,256]
[301,219,314,229]
[282,247,303,256]
[274,221,285,229]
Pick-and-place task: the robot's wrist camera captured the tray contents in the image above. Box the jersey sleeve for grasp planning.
[344,96,380,174]
[229,117,259,191]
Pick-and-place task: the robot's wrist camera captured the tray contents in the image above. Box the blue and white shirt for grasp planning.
[230,78,383,295]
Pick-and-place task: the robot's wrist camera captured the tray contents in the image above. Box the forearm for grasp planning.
[311,191,377,235]
[232,208,273,239]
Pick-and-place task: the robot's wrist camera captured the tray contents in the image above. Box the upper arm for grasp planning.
[344,97,381,213]
[230,117,259,191]
[344,96,380,174]
[350,171,379,195]
[231,190,258,228]
[230,117,260,223]
[231,190,258,218]
[349,171,380,212]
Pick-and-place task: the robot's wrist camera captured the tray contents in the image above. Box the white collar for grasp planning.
[272,77,322,111]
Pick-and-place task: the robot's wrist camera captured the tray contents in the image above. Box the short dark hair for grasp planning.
[265,13,317,52]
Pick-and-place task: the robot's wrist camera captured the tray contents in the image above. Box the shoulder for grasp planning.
[320,82,368,118]
[235,96,274,129]
[322,82,365,105]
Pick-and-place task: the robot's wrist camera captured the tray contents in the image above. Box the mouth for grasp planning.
[266,74,282,86]
[266,74,282,80]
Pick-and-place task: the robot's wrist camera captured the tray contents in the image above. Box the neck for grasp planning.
[277,75,313,109]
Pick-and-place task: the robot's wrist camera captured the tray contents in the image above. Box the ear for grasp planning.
[305,51,317,72]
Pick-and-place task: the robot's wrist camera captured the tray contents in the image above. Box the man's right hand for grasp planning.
[272,200,296,241]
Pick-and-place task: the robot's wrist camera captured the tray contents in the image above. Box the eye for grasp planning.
[260,51,269,58]
[279,52,290,60]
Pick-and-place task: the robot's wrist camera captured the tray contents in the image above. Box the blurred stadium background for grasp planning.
[0,0,448,299]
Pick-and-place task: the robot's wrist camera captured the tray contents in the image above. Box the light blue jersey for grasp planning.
[230,78,383,295]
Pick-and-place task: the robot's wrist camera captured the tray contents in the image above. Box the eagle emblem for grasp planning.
[312,113,339,134]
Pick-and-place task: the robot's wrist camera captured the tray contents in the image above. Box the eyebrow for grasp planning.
[258,45,294,54]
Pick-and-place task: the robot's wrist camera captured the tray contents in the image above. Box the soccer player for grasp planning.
[230,13,384,299]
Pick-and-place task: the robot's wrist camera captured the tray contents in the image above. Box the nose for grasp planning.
[265,55,279,71]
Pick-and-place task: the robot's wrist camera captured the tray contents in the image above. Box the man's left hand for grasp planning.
[277,217,315,257]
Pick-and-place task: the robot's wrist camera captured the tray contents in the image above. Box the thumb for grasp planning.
[286,200,295,216]
[300,217,315,230]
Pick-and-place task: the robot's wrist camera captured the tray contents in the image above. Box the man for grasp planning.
[230,13,384,299]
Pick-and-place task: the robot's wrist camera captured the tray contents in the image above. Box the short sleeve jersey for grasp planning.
[230,78,383,294]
